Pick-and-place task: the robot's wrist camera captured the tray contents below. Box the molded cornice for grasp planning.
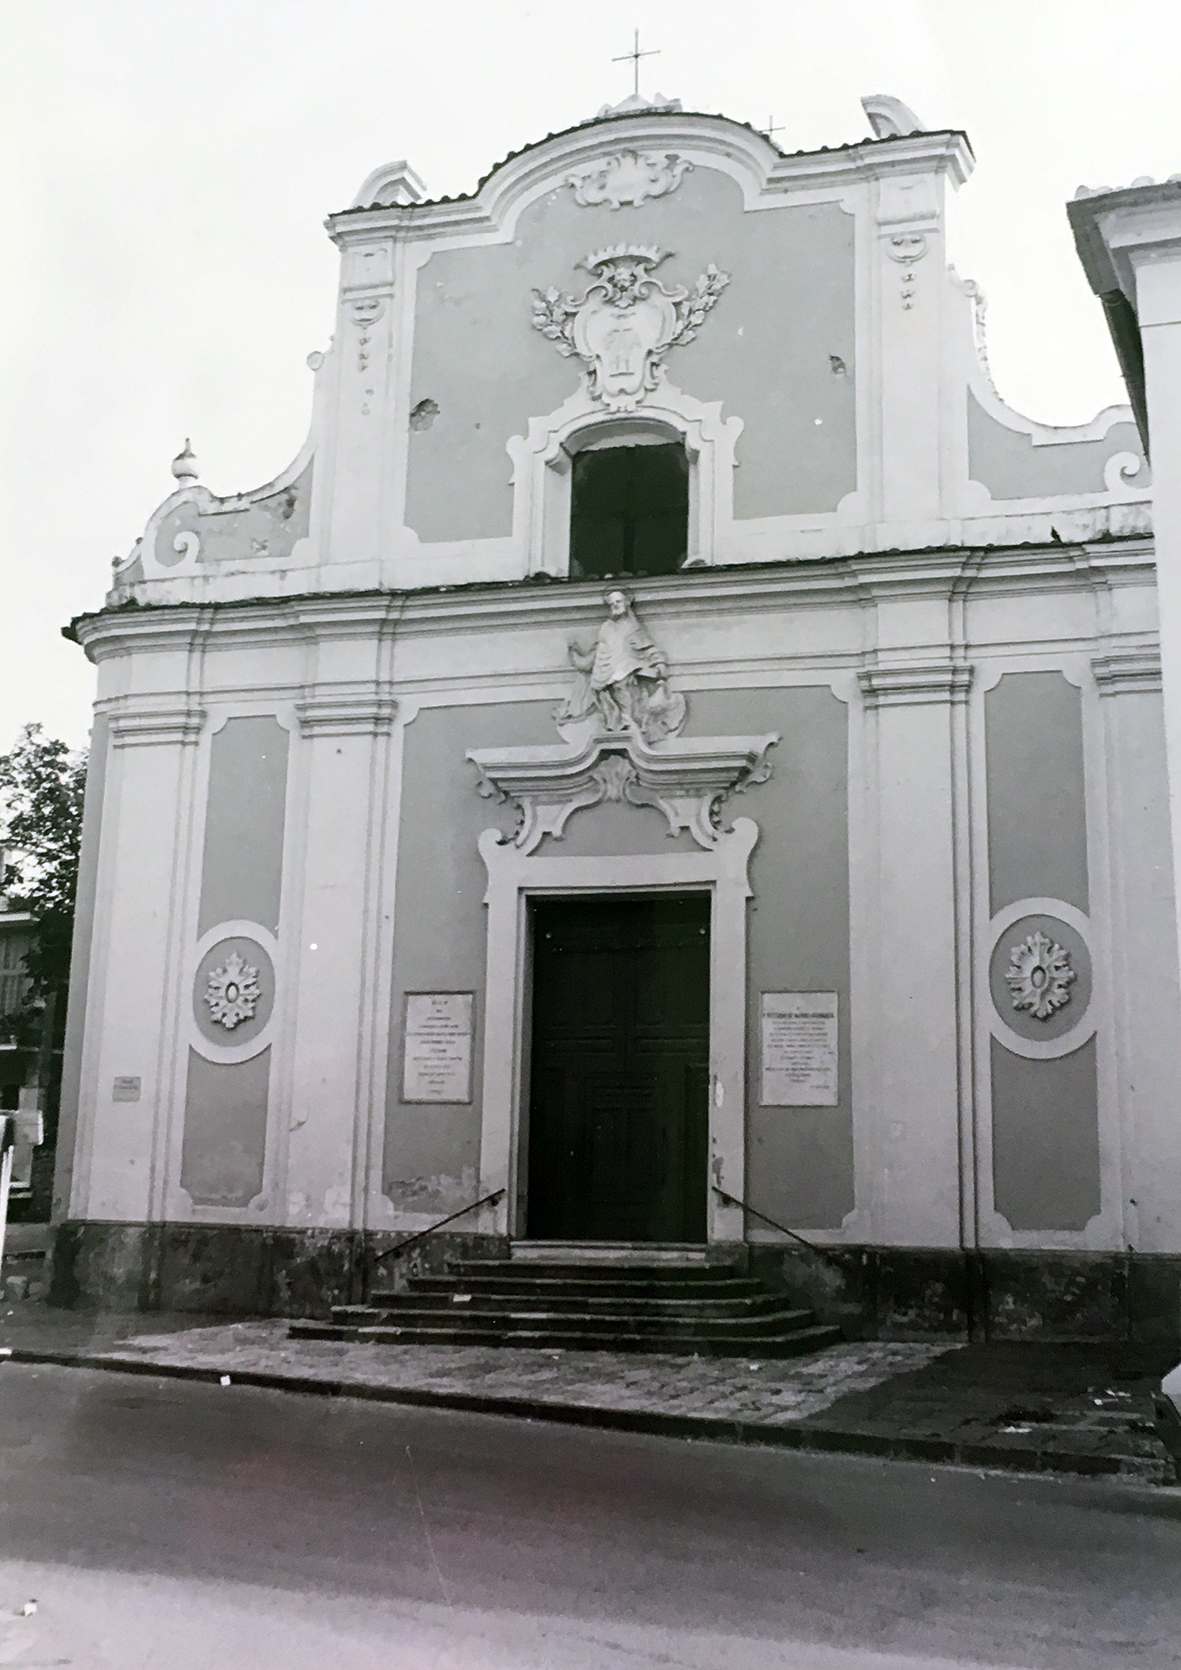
[1091,646,1163,694]
[65,536,1155,662]
[296,683,399,736]
[104,702,207,747]
[858,661,973,708]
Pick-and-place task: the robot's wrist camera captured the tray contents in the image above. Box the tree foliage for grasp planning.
[0,722,87,1003]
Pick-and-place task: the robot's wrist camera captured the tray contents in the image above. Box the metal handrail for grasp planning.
[712,1186,848,1271]
[363,1188,506,1297]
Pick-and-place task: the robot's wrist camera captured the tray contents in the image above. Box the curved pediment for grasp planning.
[330,107,963,243]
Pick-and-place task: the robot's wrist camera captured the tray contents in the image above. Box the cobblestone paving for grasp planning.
[2,1304,1174,1483]
[97,1321,953,1425]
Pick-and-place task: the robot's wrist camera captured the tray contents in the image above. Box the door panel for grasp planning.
[526,894,710,1242]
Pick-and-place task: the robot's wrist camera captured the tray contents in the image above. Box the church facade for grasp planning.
[51,95,1181,1342]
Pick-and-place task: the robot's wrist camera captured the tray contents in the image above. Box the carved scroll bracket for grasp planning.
[469,731,778,855]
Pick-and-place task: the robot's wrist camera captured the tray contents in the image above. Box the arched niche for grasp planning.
[506,380,743,577]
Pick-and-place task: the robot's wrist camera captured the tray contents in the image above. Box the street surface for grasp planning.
[0,1362,1178,1669]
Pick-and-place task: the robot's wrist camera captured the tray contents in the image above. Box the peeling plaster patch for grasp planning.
[409,398,440,431]
[321,1185,351,1226]
[155,464,311,569]
[385,1168,479,1213]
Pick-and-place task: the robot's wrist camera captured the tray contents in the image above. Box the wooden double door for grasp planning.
[526,893,710,1243]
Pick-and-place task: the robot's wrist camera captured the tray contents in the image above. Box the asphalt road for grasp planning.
[0,1362,1178,1670]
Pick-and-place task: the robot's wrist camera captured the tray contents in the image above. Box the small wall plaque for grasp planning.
[402,992,474,1104]
[112,1076,142,1102]
[760,992,838,1107]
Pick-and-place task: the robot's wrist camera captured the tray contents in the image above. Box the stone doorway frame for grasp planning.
[474,819,758,1246]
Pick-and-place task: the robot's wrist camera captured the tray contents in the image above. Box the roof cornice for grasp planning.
[327,115,973,245]
[1068,181,1181,454]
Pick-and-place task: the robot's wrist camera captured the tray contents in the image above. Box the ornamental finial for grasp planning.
[170,438,198,486]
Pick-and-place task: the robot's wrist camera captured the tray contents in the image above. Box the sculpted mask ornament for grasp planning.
[558,588,687,744]
[1005,931,1076,1022]
[531,246,730,411]
[204,952,261,1030]
[566,151,693,209]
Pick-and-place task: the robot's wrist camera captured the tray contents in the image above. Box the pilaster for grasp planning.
[858,654,973,1247]
[867,144,970,546]
[72,696,206,1221]
[1093,646,1181,1252]
[322,228,401,566]
[284,618,398,1230]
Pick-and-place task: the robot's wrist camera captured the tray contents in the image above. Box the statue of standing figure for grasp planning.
[558,588,687,744]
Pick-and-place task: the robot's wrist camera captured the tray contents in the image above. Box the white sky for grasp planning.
[2,0,1179,752]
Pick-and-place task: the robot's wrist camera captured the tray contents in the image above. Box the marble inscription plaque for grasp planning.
[760,992,838,1106]
[112,1076,142,1102]
[402,992,474,1103]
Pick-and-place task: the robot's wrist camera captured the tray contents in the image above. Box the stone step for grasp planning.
[341,1290,796,1322]
[392,1273,764,1302]
[446,1260,745,1284]
[289,1319,843,1358]
[331,1302,818,1337]
[508,1240,715,1266]
[292,1252,839,1361]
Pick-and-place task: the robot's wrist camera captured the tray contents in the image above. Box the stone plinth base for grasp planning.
[45,1222,1181,1351]
[47,1222,510,1319]
[749,1245,1181,1353]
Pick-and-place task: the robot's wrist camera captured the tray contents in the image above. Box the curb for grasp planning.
[2,1344,1160,1482]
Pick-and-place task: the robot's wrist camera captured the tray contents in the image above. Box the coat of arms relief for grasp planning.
[531,246,730,412]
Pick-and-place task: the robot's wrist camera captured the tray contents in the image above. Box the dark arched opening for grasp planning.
[569,442,689,579]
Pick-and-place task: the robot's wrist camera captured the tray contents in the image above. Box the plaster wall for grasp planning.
[197,716,289,935]
[990,1036,1100,1231]
[72,709,203,1222]
[405,170,856,542]
[384,701,551,1212]
[1101,684,1181,1251]
[181,1046,271,1208]
[177,716,289,1219]
[47,123,1181,1322]
[983,671,1100,1236]
[57,545,1181,1277]
[382,678,852,1232]
[691,687,853,1231]
[105,117,1157,615]
[968,395,1145,501]
[985,671,1089,914]
[866,687,966,1247]
[154,463,312,571]
[52,713,110,1221]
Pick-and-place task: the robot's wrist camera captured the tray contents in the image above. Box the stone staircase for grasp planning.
[290,1253,843,1358]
